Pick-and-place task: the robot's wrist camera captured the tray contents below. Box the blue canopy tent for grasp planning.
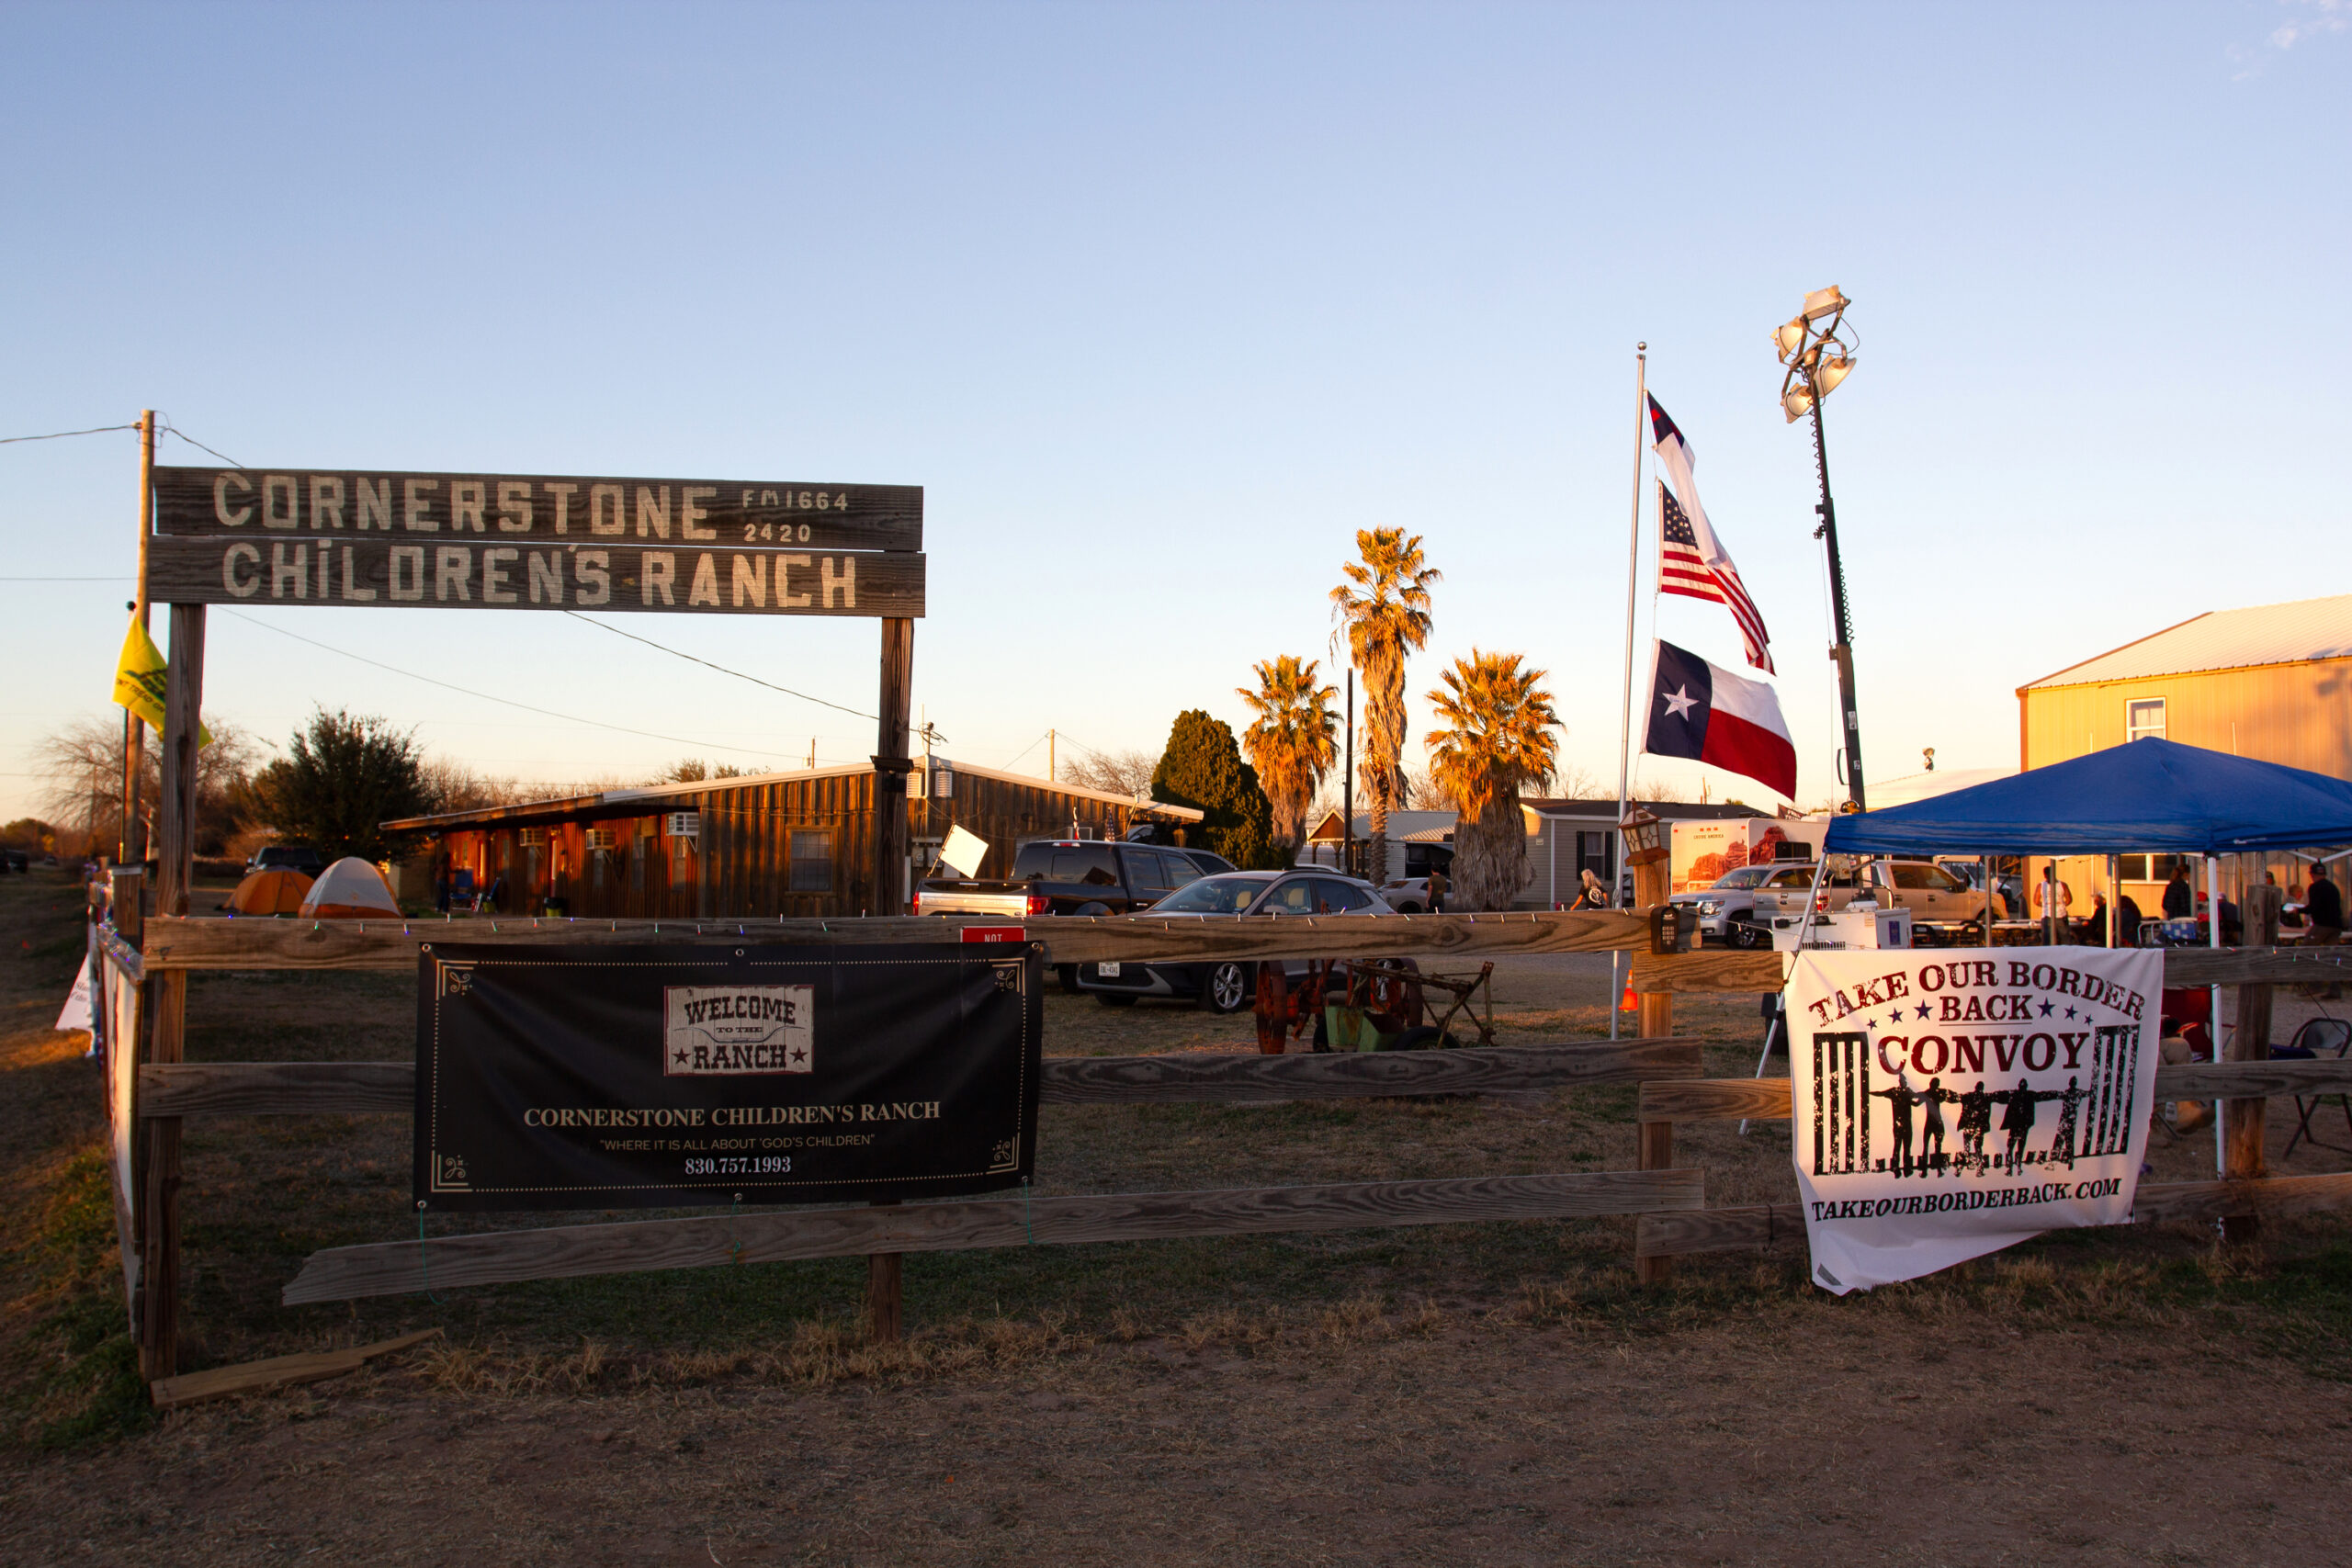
[1824,738,2352,858]
[1755,738,2352,1139]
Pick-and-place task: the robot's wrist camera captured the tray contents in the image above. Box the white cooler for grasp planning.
[1772,904,1913,951]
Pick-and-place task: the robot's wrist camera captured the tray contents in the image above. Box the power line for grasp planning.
[217,609,805,762]
[159,423,245,468]
[0,423,139,446]
[1001,729,1052,769]
[559,611,878,722]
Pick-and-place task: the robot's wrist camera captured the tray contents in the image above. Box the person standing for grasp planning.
[1569,867,1609,910]
[1424,863,1448,914]
[2163,863,2195,919]
[2036,864,2073,944]
[2307,866,2345,944]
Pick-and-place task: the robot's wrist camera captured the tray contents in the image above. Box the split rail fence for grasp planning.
[86,897,2352,1403]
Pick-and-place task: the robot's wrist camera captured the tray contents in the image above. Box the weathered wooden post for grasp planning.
[1623,807,1676,1284]
[2224,885,2284,1243]
[865,618,915,1338]
[141,603,204,1381]
[119,411,155,868]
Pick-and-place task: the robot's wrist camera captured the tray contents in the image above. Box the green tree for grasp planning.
[1425,650,1559,910]
[1329,528,1440,883]
[249,709,434,863]
[1150,710,1281,869]
[1235,655,1339,852]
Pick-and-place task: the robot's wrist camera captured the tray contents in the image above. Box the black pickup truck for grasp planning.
[914,839,1233,920]
[914,839,1236,987]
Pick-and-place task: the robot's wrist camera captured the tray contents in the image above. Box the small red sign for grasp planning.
[959,925,1025,944]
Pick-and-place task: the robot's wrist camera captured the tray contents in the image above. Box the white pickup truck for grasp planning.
[1747,858,1992,943]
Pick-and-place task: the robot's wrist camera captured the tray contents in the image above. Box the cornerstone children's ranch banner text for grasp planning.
[415,943,1040,1211]
[1788,947,2164,1292]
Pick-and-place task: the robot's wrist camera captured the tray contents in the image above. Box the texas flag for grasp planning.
[1643,638,1797,800]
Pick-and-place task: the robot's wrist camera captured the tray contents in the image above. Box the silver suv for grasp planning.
[1751,857,1992,939]
[1073,870,1396,1011]
[1669,863,1818,949]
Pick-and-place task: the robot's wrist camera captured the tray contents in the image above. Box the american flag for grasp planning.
[1658,484,1718,602]
[1658,481,1775,674]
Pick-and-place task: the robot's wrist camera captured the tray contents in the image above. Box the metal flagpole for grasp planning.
[1611,345,1647,1042]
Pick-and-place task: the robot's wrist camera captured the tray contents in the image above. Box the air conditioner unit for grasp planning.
[909,761,953,800]
[517,828,548,847]
[666,811,699,839]
[585,829,617,852]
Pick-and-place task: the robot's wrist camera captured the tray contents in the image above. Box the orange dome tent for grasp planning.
[298,857,401,919]
[224,867,313,915]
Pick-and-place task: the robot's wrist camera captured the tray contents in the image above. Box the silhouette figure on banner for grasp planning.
[1990,1078,2065,1173]
[1870,1075,1926,1177]
[1917,1077,1953,1172]
[1957,1081,1996,1171]
[2048,1077,2091,1168]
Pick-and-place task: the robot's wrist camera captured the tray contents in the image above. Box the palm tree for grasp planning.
[1329,529,1439,884]
[1425,650,1559,910]
[1236,655,1340,853]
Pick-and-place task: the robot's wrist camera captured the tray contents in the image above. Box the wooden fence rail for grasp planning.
[136,914,2352,992]
[140,1038,1703,1119]
[138,908,1651,972]
[283,1168,1706,1304]
[1634,1171,2352,1260]
[1636,1059,2352,1123]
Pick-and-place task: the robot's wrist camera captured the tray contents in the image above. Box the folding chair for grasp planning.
[2280,1017,2352,1158]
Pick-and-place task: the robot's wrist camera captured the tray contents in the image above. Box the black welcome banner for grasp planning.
[414,942,1040,1211]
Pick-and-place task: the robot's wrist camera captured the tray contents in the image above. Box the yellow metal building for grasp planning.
[2016,592,2352,923]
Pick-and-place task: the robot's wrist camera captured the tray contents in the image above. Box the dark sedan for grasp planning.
[1072,869,1396,1012]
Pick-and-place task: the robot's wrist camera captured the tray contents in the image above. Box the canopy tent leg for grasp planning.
[2209,853,2224,1180]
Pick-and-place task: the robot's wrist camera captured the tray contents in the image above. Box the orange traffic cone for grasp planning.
[1620,981,1637,1013]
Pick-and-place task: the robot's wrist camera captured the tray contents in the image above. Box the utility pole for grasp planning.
[1047,728,1056,784]
[1811,400,1866,811]
[1772,287,1865,812]
[1341,669,1355,878]
[121,410,155,866]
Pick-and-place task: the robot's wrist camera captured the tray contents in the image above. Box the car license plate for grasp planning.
[1098,962,1122,976]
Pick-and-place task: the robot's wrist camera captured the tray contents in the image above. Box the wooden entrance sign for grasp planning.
[153,468,921,550]
[128,455,923,1376]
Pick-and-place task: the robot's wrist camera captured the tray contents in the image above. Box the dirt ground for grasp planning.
[9,1304,2352,1566]
[7,871,2352,1565]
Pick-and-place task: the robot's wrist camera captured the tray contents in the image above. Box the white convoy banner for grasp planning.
[1788,947,2164,1293]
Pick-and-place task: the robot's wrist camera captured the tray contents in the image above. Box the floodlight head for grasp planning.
[1801,285,1848,322]
[1781,385,1815,423]
[1773,316,1807,360]
[1814,355,1855,398]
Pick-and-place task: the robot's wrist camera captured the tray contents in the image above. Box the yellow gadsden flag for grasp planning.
[111,619,210,746]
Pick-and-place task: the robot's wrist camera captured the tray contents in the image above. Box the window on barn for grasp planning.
[790,829,833,892]
[2125,697,2165,743]
[631,829,647,892]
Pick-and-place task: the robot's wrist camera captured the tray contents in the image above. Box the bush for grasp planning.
[1150,711,1282,868]
[248,709,434,863]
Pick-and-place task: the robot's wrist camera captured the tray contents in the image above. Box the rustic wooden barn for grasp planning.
[383,759,1203,919]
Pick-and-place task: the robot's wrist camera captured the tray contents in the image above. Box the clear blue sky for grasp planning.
[3,1,2346,826]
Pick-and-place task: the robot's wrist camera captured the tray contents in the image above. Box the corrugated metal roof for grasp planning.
[2023,593,2352,690]
[383,757,1200,831]
[1519,798,1761,821]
